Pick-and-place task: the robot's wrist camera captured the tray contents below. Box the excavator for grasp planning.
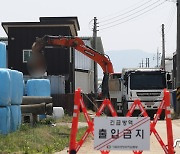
[28,35,114,99]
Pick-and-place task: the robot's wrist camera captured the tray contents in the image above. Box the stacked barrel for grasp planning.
[26,79,51,119]
[0,43,23,134]
[0,42,6,68]
[0,69,11,134]
[10,70,23,132]
[27,79,51,97]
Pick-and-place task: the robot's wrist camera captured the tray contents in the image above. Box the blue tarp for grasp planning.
[10,105,21,132]
[0,69,11,106]
[0,42,6,68]
[0,106,10,135]
[27,79,50,96]
[10,70,24,105]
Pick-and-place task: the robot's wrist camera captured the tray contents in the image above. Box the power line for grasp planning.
[99,0,166,30]
[98,0,147,21]
[88,19,94,31]
[99,0,153,24]
[165,4,176,34]
[99,0,163,27]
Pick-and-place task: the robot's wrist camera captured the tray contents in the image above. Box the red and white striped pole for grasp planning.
[69,88,81,154]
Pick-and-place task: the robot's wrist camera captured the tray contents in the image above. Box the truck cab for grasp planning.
[121,68,166,119]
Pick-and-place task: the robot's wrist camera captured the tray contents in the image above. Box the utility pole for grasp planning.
[176,0,180,115]
[157,48,160,67]
[145,58,150,68]
[93,17,98,96]
[147,58,149,68]
[161,24,166,70]
[139,63,141,68]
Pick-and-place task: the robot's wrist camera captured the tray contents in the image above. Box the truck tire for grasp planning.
[146,110,155,120]
[160,109,165,120]
[123,101,128,116]
[149,112,155,120]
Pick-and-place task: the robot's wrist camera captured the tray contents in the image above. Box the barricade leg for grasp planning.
[151,99,165,129]
[69,89,118,154]
[100,150,110,154]
[79,98,94,132]
[69,89,81,154]
[96,99,117,117]
[133,151,142,154]
[75,128,92,152]
[96,99,107,117]
[107,99,117,117]
[164,89,174,154]
[125,94,174,154]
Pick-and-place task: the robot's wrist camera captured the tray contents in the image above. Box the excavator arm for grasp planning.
[32,35,114,73]
[30,35,114,98]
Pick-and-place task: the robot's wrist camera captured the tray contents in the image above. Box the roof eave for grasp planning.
[1,22,78,36]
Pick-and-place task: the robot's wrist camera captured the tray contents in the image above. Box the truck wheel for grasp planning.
[150,113,155,120]
[123,101,128,116]
[160,110,165,120]
[147,111,154,120]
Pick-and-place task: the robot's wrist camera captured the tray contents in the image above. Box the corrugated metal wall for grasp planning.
[75,39,94,93]
[75,39,93,70]
[75,72,90,93]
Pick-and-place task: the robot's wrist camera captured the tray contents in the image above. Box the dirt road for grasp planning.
[59,119,180,154]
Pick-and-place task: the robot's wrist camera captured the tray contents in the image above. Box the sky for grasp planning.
[0,0,177,56]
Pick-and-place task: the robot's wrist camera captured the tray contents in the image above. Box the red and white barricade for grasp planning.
[69,88,174,154]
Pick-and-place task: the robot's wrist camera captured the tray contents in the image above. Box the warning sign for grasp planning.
[94,117,150,151]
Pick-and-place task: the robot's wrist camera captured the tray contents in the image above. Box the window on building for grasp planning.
[23,49,32,63]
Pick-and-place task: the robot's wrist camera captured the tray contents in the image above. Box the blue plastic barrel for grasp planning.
[10,105,19,132]
[10,70,24,105]
[26,79,51,96]
[0,42,6,68]
[18,105,22,126]
[26,79,50,119]
[0,69,11,106]
[0,106,10,135]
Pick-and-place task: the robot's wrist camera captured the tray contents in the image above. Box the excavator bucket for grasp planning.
[27,38,47,77]
[31,38,46,54]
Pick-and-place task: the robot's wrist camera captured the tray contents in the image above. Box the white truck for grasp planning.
[109,68,167,119]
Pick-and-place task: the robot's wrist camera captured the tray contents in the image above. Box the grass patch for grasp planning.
[0,114,88,154]
[57,112,87,123]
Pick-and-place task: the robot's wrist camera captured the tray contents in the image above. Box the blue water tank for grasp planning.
[18,105,22,126]
[27,79,51,96]
[0,69,11,106]
[0,42,6,68]
[10,105,18,132]
[10,70,24,105]
[0,106,10,135]
[10,105,21,132]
